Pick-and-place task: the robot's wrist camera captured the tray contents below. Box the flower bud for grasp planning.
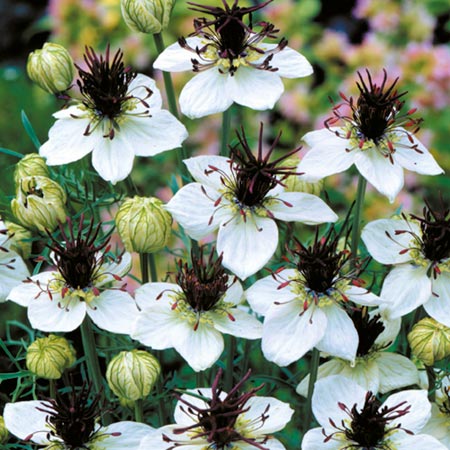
[14,154,50,184]
[3,220,33,259]
[26,335,76,380]
[115,196,172,253]
[27,43,75,94]
[0,417,7,444]
[282,157,323,195]
[106,350,161,401]
[121,0,174,34]
[408,317,450,366]
[11,176,67,232]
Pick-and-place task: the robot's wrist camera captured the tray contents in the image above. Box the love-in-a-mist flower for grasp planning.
[0,221,30,302]
[302,375,446,449]
[296,308,419,396]
[298,69,443,202]
[40,46,187,184]
[140,369,294,449]
[153,0,313,118]
[361,200,450,325]
[4,383,153,449]
[166,126,337,280]
[7,217,138,333]
[246,227,382,366]
[132,247,262,371]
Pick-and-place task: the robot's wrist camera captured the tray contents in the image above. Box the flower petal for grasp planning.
[179,69,233,119]
[211,308,262,339]
[96,422,154,449]
[392,432,448,450]
[302,427,342,449]
[141,425,206,449]
[423,272,450,327]
[302,128,340,147]
[0,251,30,301]
[184,155,232,189]
[153,37,203,72]
[345,285,382,306]
[7,271,54,307]
[269,46,313,78]
[128,74,162,110]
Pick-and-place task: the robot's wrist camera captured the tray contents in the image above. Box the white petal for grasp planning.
[392,432,448,450]
[28,293,87,332]
[302,128,340,148]
[179,69,233,119]
[174,389,216,426]
[423,272,450,327]
[128,74,162,110]
[422,404,450,447]
[262,302,326,366]
[394,130,444,175]
[361,218,418,264]
[316,303,358,362]
[4,400,51,444]
[7,271,54,307]
[0,251,30,301]
[40,107,97,165]
[269,192,338,224]
[221,278,244,306]
[134,281,181,309]
[302,427,342,449]
[88,290,138,334]
[354,148,404,203]
[345,285,382,306]
[141,425,206,449]
[269,46,313,78]
[184,155,232,188]
[375,352,420,394]
[96,421,154,449]
[298,136,355,181]
[229,67,284,110]
[153,37,203,72]
[91,131,135,184]
[381,265,431,318]
[97,252,133,287]
[372,308,401,347]
[217,214,278,280]
[211,308,262,339]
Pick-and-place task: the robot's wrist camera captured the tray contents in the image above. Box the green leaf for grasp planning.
[21,110,41,150]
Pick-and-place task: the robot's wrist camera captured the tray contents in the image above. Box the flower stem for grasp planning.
[225,335,236,391]
[305,348,320,428]
[134,399,144,423]
[220,108,232,157]
[148,253,158,282]
[351,175,367,266]
[140,253,149,284]
[155,350,167,426]
[49,379,56,399]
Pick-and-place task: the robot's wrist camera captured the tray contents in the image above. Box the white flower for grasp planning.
[361,204,450,325]
[166,132,337,280]
[0,221,29,302]
[132,249,262,372]
[140,370,293,449]
[302,375,447,450]
[7,219,138,333]
[40,47,187,184]
[296,309,419,396]
[297,70,443,202]
[246,229,382,366]
[153,1,312,118]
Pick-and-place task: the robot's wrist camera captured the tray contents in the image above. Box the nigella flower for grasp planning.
[0,221,29,302]
[361,199,450,325]
[153,0,313,118]
[166,125,337,280]
[296,308,419,396]
[132,246,262,372]
[246,226,382,366]
[302,375,446,449]
[140,369,294,449]
[40,46,188,184]
[4,383,152,448]
[298,69,443,202]
[7,216,139,333]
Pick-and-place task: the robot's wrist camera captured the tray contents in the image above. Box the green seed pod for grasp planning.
[115,196,172,253]
[26,335,76,380]
[0,416,8,444]
[121,0,174,34]
[283,156,323,195]
[27,43,75,94]
[106,350,161,401]
[14,154,50,185]
[408,317,450,366]
[3,220,33,259]
[11,176,67,232]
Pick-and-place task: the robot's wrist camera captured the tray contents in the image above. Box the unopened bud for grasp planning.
[14,154,50,184]
[106,350,161,401]
[115,196,172,253]
[121,0,174,34]
[283,157,323,195]
[11,176,67,232]
[27,43,75,94]
[26,335,76,380]
[3,220,32,259]
[408,317,450,366]
[0,417,7,444]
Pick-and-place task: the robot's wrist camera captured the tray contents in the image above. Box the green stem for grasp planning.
[196,371,205,387]
[225,336,236,391]
[49,379,56,399]
[220,108,232,157]
[305,348,320,428]
[351,175,367,266]
[134,399,144,423]
[155,350,167,426]
[148,253,158,282]
[140,253,149,284]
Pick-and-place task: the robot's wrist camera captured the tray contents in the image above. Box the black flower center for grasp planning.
[350,309,386,357]
[439,387,450,416]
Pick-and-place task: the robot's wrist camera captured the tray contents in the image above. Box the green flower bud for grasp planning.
[408,317,450,366]
[26,335,76,380]
[3,220,33,259]
[115,196,172,253]
[27,43,75,94]
[121,0,174,34]
[106,350,161,401]
[11,176,67,232]
[282,157,323,195]
[0,417,7,444]
[14,153,50,184]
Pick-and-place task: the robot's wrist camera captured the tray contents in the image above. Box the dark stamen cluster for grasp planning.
[350,309,386,357]
[439,386,450,416]
[176,246,228,313]
[167,369,269,450]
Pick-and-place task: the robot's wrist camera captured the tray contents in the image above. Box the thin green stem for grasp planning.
[305,348,320,428]
[225,336,236,391]
[220,108,232,157]
[134,399,144,423]
[49,379,56,399]
[196,371,205,387]
[140,253,149,284]
[155,350,167,426]
[148,253,158,282]
[351,175,367,266]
